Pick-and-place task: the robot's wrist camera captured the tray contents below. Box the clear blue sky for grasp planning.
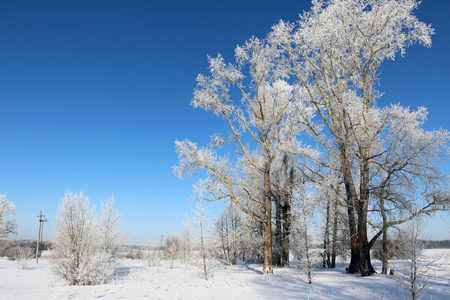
[1,0,449,244]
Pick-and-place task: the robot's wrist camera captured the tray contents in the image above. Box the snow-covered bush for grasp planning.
[146,249,161,267]
[51,191,124,286]
[15,247,33,270]
[165,234,182,269]
[124,249,143,260]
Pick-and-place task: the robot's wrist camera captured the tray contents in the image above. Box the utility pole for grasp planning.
[36,211,48,264]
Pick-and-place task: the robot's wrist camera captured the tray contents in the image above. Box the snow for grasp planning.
[0,250,449,300]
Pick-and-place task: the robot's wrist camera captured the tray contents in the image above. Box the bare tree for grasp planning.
[0,194,18,238]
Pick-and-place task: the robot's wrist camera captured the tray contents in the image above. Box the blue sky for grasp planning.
[1,0,449,244]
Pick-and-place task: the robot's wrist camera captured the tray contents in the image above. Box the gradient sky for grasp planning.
[1,0,449,244]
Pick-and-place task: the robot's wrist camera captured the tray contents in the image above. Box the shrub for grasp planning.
[51,191,124,285]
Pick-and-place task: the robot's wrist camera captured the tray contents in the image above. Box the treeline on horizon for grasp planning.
[2,239,450,251]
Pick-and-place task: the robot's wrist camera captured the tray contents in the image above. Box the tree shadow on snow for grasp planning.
[241,263,263,275]
[246,265,411,300]
[113,266,131,278]
[114,266,133,278]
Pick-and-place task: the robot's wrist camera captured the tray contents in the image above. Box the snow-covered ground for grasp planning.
[0,250,449,300]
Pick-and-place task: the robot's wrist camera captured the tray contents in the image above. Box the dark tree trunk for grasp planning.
[230,207,238,265]
[382,230,388,275]
[331,195,339,268]
[323,197,331,268]
[348,231,360,274]
[343,163,360,274]
[274,197,282,267]
[263,166,273,274]
[341,151,376,275]
[358,158,376,276]
[380,185,389,274]
[281,156,293,267]
[282,200,291,266]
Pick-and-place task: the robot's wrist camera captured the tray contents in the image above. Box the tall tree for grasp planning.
[270,0,439,275]
[175,37,312,274]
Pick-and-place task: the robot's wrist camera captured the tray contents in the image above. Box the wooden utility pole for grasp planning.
[36,211,48,264]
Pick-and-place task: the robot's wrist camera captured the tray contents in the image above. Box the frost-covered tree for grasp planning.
[320,187,333,269]
[164,234,182,269]
[215,204,242,265]
[188,198,214,280]
[290,183,322,284]
[269,0,447,275]
[175,36,313,274]
[182,225,194,268]
[0,194,18,238]
[394,214,436,300]
[52,191,115,285]
[297,189,314,284]
[368,105,449,274]
[146,240,162,269]
[99,195,128,256]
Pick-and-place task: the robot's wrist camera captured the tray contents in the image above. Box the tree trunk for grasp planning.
[274,196,282,267]
[282,200,291,266]
[230,207,238,265]
[281,156,293,267]
[348,230,360,274]
[263,220,273,274]
[343,166,360,274]
[262,166,273,274]
[331,195,338,268]
[380,185,389,274]
[382,230,388,275]
[200,210,208,280]
[358,158,376,276]
[302,204,312,284]
[341,154,376,275]
[323,196,331,268]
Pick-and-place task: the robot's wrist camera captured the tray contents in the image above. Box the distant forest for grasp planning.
[426,240,450,249]
[1,239,449,257]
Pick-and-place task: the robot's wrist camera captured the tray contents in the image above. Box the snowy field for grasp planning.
[0,250,449,300]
